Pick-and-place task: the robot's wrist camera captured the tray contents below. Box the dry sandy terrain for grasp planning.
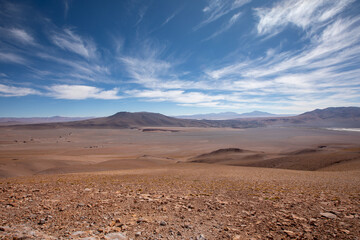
[0,126,359,239]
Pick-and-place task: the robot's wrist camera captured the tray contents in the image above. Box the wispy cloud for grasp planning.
[0,83,39,97]
[0,52,27,65]
[46,85,121,100]
[135,6,148,26]
[205,11,243,40]
[50,28,97,59]
[63,0,70,18]
[161,8,182,27]
[203,12,360,111]
[127,89,225,105]
[195,0,250,30]
[7,28,35,45]
[255,0,354,35]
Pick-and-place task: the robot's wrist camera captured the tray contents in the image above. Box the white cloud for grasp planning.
[47,85,121,100]
[0,83,39,97]
[196,0,250,29]
[51,28,96,59]
[0,52,27,64]
[136,6,148,26]
[8,28,34,44]
[64,0,70,18]
[127,89,225,105]
[255,0,354,35]
[161,9,180,27]
[202,10,360,111]
[205,11,243,40]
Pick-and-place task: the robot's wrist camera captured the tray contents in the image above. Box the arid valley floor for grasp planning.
[0,126,359,239]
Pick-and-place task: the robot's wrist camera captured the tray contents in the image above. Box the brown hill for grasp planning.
[190,146,360,171]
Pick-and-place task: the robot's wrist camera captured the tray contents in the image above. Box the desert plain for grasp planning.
[0,126,359,239]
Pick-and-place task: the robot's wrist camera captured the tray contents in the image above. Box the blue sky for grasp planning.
[0,0,360,117]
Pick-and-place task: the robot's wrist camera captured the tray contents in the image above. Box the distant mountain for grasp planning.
[5,107,360,129]
[0,116,92,126]
[176,112,241,120]
[237,111,279,118]
[298,107,360,119]
[290,107,360,127]
[176,111,287,120]
[12,112,212,129]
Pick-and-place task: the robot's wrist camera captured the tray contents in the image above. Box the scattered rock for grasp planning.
[38,219,46,225]
[320,212,337,219]
[284,230,296,237]
[196,234,206,240]
[104,232,127,240]
[137,217,148,224]
[159,220,167,226]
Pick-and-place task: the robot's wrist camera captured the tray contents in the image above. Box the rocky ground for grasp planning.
[0,164,359,240]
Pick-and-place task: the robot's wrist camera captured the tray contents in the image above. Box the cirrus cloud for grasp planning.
[46,85,121,100]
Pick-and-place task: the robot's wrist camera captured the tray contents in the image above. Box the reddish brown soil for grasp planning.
[0,127,359,239]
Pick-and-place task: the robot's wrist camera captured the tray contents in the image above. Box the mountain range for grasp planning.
[5,107,360,129]
[0,116,92,126]
[176,111,291,120]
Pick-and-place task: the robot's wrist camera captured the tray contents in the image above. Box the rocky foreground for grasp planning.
[0,164,359,240]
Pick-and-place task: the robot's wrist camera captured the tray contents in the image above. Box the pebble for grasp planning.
[284,230,296,237]
[38,219,46,225]
[196,234,206,240]
[320,212,337,219]
[104,232,127,240]
[160,220,167,226]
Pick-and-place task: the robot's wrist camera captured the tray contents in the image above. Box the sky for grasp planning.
[0,0,360,117]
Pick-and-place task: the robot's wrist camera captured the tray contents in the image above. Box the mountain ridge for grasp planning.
[3,107,360,129]
[176,111,289,120]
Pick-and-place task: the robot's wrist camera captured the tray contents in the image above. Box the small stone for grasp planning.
[341,229,350,234]
[135,231,141,237]
[284,230,296,237]
[320,212,337,219]
[137,217,148,223]
[160,220,167,226]
[183,224,193,229]
[196,234,206,240]
[104,232,127,240]
[309,218,317,225]
[292,214,306,221]
[38,219,46,225]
